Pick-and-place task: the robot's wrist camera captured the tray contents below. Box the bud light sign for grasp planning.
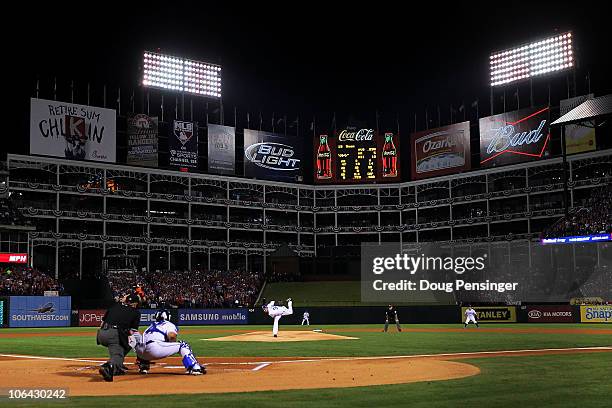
[244,130,302,182]
[479,106,551,167]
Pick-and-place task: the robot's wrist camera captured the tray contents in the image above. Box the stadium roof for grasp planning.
[551,94,612,127]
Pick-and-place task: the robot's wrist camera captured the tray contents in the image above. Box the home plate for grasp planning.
[203,331,358,342]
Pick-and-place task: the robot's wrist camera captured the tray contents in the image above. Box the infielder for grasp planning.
[262,298,293,337]
[464,306,479,328]
[131,310,205,375]
[301,310,310,326]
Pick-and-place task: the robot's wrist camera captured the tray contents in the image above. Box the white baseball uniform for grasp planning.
[301,311,310,326]
[266,300,293,335]
[465,308,478,325]
[134,320,201,371]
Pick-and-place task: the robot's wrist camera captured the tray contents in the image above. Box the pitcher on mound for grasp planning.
[262,298,293,337]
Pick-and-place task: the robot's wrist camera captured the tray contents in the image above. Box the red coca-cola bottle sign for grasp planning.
[316,134,332,179]
[382,132,397,177]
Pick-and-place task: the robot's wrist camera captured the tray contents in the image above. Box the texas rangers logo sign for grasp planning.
[174,121,194,146]
[479,106,551,167]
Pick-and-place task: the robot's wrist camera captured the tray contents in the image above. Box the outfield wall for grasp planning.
[1,297,610,328]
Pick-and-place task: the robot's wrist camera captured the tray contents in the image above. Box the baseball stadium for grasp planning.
[1,4,611,407]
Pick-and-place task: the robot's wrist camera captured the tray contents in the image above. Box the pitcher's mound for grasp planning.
[204,330,358,342]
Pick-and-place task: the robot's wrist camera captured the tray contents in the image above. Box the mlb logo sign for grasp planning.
[174,121,194,146]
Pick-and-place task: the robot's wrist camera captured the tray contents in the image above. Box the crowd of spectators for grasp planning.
[0,197,29,227]
[0,265,63,296]
[108,268,263,308]
[543,187,612,238]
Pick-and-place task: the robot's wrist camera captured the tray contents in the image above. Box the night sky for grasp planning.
[9,1,612,154]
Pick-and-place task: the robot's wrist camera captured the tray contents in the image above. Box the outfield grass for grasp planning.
[1,324,610,407]
[262,281,363,306]
[0,324,609,358]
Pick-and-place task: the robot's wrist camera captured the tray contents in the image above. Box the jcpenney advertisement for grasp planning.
[410,121,471,180]
[244,130,302,182]
[77,309,105,327]
[560,94,596,154]
[127,114,159,167]
[208,124,236,175]
[479,106,551,167]
[169,120,198,169]
[9,296,71,327]
[30,98,116,163]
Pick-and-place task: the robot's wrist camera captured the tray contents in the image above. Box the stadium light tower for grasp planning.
[489,32,574,87]
[141,51,222,98]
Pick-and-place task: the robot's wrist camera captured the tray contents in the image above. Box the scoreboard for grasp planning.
[314,127,400,184]
[337,129,377,182]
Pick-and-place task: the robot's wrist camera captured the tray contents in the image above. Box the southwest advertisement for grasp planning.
[30,98,116,163]
[410,121,471,180]
[9,296,71,327]
[244,130,302,182]
[127,113,159,167]
[169,120,198,169]
[560,94,596,154]
[479,106,551,167]
[208,124,236,175]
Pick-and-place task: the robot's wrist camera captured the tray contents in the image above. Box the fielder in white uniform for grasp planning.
[131,310,204,375]
[262,298,293,337]
[464,306,479,328]
[301,311,310,326]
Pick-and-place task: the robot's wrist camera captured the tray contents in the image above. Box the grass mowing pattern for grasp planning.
[0,324,610,407]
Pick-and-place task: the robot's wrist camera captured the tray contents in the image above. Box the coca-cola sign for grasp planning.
[410,121,470,180]
[338,128,374,142]
[479,107,551,167]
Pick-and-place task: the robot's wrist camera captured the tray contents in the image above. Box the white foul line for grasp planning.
[252,363,270,371]
[1,346,611,368]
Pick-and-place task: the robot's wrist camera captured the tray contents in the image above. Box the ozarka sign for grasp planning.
[479,106,551,167]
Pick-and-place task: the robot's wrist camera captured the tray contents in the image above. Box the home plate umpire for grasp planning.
[96,293,141,381]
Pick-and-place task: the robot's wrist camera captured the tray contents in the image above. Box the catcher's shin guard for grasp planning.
[179,341,201,371]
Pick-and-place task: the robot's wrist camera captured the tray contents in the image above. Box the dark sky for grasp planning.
[11,2,612,130]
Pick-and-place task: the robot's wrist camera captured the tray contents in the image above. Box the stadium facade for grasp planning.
[3,147,610,279]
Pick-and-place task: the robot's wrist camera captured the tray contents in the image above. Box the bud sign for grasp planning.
[479,107,551,167]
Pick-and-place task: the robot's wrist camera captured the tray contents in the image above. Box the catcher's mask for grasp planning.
[155,310,171,322]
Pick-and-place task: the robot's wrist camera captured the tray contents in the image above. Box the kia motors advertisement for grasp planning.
[410,121,471,180]
[479,106,552,167]
[243,130,302,182]
[526,305,574,323]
